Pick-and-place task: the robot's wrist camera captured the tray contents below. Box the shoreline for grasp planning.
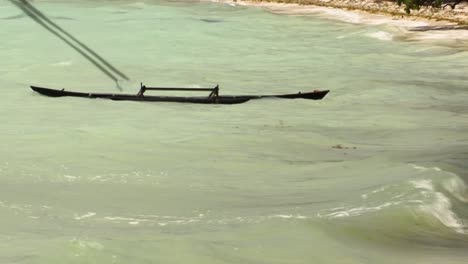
[230,0,468,25]
[211,0,468,46]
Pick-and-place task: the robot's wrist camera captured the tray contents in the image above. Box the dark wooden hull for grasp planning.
[31,86,329,104]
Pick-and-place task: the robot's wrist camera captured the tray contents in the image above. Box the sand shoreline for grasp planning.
[231,0,468,25]
[211,0,468,46]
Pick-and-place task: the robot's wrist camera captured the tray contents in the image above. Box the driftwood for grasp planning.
[443,0,464,9]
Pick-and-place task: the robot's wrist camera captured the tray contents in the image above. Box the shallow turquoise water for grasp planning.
[1,0,468,263]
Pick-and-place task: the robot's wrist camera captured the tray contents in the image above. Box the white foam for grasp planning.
[272,214,293,219]
[319,202,400,218]
[411,179,435,191]
[102,215,201,225]
[410,164,446,174]
[411,165,468,203]
[136,214,193,220]
[412,179,466,234]
[312,7,364,24]
[104,216,148,222]
[410,164,429,171]
[365,31,393,41]
[75,212,96,220]
[443,177,468,203]
[51,61,72,67]
[63,174,78,182]
[421,192,466,234]
[269,214,307,219]
[361,186,387,199]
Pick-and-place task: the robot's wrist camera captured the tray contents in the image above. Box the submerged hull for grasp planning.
[31,86,329,104]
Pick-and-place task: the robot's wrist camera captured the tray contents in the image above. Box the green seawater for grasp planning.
[1,0,468,263]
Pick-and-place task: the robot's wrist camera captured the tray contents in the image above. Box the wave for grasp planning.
[443,173,468,203]
[318,168,468,239]
[411,179,466,234]
[314,186,468,254]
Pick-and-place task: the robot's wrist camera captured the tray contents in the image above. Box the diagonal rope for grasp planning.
[18,0,129,81]
[9,0,129,89]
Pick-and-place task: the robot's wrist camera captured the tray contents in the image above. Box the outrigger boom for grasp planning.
[31,83,329,104]
[137,83,220,99]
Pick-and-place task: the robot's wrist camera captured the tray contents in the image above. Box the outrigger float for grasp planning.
[31,84,329,105]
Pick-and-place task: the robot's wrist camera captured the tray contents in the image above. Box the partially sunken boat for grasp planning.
[31,84,329,105]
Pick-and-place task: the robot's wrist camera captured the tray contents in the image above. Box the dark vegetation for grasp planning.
[396,0,466,13]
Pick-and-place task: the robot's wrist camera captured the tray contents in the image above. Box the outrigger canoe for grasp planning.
[31,84,329,105]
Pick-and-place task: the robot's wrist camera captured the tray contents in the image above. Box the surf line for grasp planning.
[8,0,129,89]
